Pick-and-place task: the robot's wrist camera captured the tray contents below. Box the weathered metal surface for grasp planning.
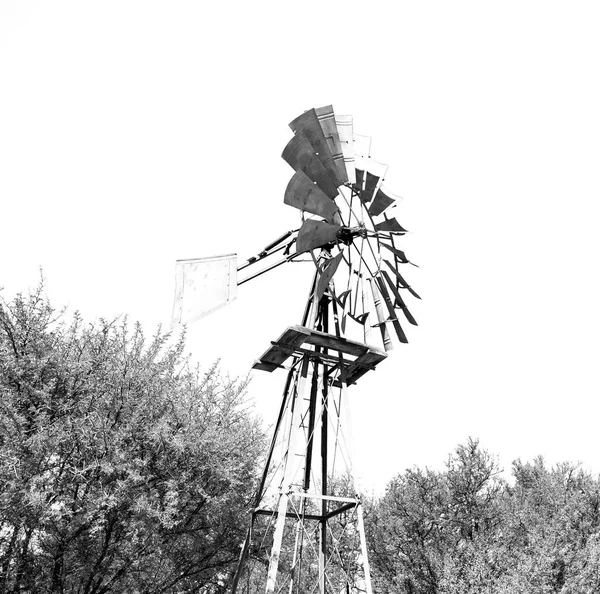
[383,259,421,299]
[367,277,393,352]
[361,171,380,203]
[381,270,418,326]
[375,275,408,343]
[254,508,323,521]
[360,160,388,203]
[375,217,408,233]
[353,168,365,193]
[357,505,374,594]
[282,132,339,199]
[171,254,237,326]
[315,252,344,303]
[254,326,311,372]
[296,219,341,254]
[266,494,290,594]
[332,347,387,387]
[253,324,387,385]
[238,255,292,286]
[315,105,348,184]
[381,241,409,263]
[369,187,396,216]
[289,108,343,188]
[284,170,340,223]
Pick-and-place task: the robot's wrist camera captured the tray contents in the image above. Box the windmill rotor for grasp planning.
[281,104,419,352]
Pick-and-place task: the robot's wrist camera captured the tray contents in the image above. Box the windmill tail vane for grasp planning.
[171,105,420,594]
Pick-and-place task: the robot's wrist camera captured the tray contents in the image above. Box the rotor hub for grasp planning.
[336,223,367,246]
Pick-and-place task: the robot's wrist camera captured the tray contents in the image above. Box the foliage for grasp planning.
[0,282,264,593]
[367,439,600,594]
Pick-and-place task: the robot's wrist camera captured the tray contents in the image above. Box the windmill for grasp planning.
[172,106,419,594]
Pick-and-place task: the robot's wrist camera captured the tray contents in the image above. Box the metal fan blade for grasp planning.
[335,114,355,183]
[375,275,408,343]
[315,105,348,185]
[348,311,370,325]
[380,242,409,263]
[315,252,344,303]
[361,171,379,203]
[375,217,408,234]
[284,171,341,224]
[296,219,342,254]
[332,288,351,310]
[367,277,393,352]
[383,259,421,299]
[353,168,365,194]
[381,270,418,326]
[369,187,396,216]
[289,109,343,188]
[282,133,338,199]
[361,160,389,203]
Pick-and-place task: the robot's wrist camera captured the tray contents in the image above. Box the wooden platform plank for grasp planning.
[253,357,285,373]
[254,326,311,371]
[252,325,387,384]
[303,331,366,358]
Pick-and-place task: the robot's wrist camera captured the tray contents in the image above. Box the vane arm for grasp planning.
[238,229,298,272]
[238,251,301,286]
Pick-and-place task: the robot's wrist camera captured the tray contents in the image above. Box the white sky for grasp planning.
[1,1,600,493]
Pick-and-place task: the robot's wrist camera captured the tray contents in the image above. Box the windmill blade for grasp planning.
[296,219,341,254]
[367,277,393,352]
[375,217,408,234]
[171,254,237,326]
[284,171,342,224]
[383,259,421,299]
[331,288,351,333]
[375,275,408,343]
[381,270,418,326]
[289,109,343,188]
[360,276,373,345]
[282,133,339,199]
[380,241,409,263]
[361,160,388,204]
[315,252,344,303]
[332,288,351,310]
[369,186,397,217]
[335,114,355,183]
[352,168,365,194]
[362,171,379,203]
[315,105,348,185]
[348,311,369,325]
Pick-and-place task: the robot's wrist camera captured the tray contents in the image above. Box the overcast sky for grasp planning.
[1,1,600,493]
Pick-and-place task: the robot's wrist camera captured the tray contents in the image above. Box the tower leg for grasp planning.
[356,503,373,594]
[265,493,290,594]
[319,379,328,594]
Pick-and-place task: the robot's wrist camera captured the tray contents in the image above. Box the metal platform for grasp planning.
[253,325,387,386]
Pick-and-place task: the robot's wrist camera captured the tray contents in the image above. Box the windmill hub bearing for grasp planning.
[336,224,366,245]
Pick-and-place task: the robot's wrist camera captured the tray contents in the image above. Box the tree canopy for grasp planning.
[367,438,600,594]
[0,283,264,593]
